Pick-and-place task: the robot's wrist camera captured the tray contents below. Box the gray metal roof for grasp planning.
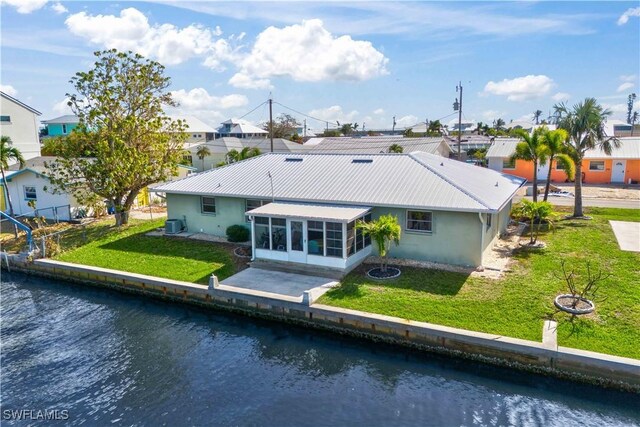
[485,138,522,158]
[247,202,371,222]
[302,137,451,155]
[153,152,525,213]
[41,115,79,124]
[487,137,640,160]
[170,115,217,133]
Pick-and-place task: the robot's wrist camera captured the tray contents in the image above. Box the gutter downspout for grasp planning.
[478,212,485,267]
[249,215,256,262]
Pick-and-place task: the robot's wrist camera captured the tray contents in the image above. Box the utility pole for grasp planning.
[303,119,307,137]
[392,116,396,135]
[425,118,429,134]
[268,96,274,153]
[362,122,366,134]
[454,81,463,160]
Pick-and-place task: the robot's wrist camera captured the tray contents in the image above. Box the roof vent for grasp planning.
[285,158,303,162]
[352,159,373,164]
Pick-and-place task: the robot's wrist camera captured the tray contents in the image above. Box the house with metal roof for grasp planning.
[217,118,268,139]
[302,136,452,156]
[41,114,80,137]
[487,137,640,184]
[152,152,526,273]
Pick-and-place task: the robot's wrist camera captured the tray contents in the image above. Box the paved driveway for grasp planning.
[220,268,338,297]
[609,221,640,252]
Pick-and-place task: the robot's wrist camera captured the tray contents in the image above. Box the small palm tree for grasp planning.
[357,214,401,273]
[1,135,25,216]
[226,147,261,164]
[513,200,556,245]
[195,145,211,170]
[494,118,506,130]
[388,144,403,153]
[533,110,543,125]
[554,98,620,217]
[541,129,574,201]
[510,128,548,202]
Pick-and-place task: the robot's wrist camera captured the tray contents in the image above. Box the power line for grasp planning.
[238,100,269,120]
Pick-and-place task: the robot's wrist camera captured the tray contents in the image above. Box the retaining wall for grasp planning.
[3,256,639,393]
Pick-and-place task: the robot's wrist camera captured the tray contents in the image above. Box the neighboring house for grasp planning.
[604,119,640,138]
[486,137,640,184]
[217,118,268,139]
[184,137,244,171]
[173,115,217,149]
[41,115,79,137]
[152,152,525,273]
[303,136,452,157]
[0,91,42,162]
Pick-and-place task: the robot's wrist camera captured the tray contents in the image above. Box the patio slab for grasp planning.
[609,221,640,252]
[220,268,338,298]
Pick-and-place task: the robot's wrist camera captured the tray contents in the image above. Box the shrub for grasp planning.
[226,224,250,242]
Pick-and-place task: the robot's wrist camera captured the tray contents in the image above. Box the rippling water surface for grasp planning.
[1,272,639,426]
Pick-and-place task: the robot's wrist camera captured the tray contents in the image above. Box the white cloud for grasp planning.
[308,105,359,124]
[602,103,627,114]
[620,74,637,82]
[0,0,48,14]
[617,7,640,25]
[51,2,67,14]
[552,92,571,102]
[170,88,248,110]
[229,19,388,89]
[395,115,418,128]
[483,75,555,101]
[373,108,385,115]
[52,97,73,114]
[228,73,272,90]
[65,8,238,68]
[0,84,18,97]
[481,110,505,121]
[617,82,634,93]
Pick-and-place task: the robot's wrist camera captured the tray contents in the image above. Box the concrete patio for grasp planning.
[217,268,339,303]
[609,221,640,252]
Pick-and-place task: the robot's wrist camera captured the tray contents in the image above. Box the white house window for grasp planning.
[0,115,10,123]
[325,222,343,258]
[255,216,270,249]
[62,124,67,134]
[407,210,432,233]
[502,158,516,169]
[24,186,37,201]
[246,199,271,221]
[349,213,372,255]
[271,218,287,251]
[307,221,324,255]
[201,196,216,214]
[589,161,605,171]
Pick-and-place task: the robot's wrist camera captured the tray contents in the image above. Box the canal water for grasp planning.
[1,272,638,427]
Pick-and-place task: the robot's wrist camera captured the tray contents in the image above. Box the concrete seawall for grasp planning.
[3,256,639,393]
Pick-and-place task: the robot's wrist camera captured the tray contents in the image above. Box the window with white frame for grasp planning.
[406,210,432,233]
[325,222,343,257]
[201,196,216,214]
[62,124,68,134]
[246,199,271,221]
[24,186,37,200]
[0,115,11,123]
[502,158,516,169]
[589,161,605,171]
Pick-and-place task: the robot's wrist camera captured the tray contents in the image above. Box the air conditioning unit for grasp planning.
[165,219,183,234]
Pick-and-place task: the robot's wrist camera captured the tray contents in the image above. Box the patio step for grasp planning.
[249,260,345,280]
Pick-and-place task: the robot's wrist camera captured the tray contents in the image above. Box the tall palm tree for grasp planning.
[195,145,211,170]
[533,110,543,125]
[554,98,619,217]
[494,118,506,130]
[0,135,26,216]
[541,128,574,201]
[510,128,548,202]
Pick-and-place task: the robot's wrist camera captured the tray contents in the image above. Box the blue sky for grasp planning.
[1,1,639,132]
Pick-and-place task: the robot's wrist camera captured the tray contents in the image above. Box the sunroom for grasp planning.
[246,202,372,271]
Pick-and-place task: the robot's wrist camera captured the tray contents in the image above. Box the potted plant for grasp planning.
[357,214,402,279]
[553,260,608,315]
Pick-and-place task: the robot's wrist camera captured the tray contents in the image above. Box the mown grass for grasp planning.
[55,219,236,285]
[320,207,640,359]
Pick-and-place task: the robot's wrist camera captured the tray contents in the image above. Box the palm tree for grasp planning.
[631,111,639,136]
[513,200,556,245]
[357,214,401,273]
[554,98,620,217]
[541,129,574,201]
[226,147,261,164]
[0,135,25,217]
[494,118,506,131]
[388,144,403,153]
[533,110,543,125]
[510,128,548,202]
[195,145,211,170]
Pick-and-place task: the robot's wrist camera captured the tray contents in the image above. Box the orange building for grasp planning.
[487,137,640,185]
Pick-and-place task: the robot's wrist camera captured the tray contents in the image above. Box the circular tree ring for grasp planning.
[366,267,401,280]
[554,294,595,315]
[233,247,252,259]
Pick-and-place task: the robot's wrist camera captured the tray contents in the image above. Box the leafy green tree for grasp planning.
[554,98,619,217]
[357,214,401,272]
[196,145,211,170]
[0,135,25,217]
[512,200,556,245]
[226,147,261,164]
[541,128,574,201]
[46,49,188,226]
[510,128,548,202]
[427,120,443,136]
[321,129,341,137]
[263,114,300,139]
[533,110,543,125]
[340,123,354,136]
[388,143,403,153]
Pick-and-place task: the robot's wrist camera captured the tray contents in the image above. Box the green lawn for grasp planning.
[319,207,640,359]
[55,219,237,285]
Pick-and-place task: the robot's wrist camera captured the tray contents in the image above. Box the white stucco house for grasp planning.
[0,91,42,162]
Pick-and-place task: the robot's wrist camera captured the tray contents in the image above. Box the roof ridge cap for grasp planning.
[409,153,490,210]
